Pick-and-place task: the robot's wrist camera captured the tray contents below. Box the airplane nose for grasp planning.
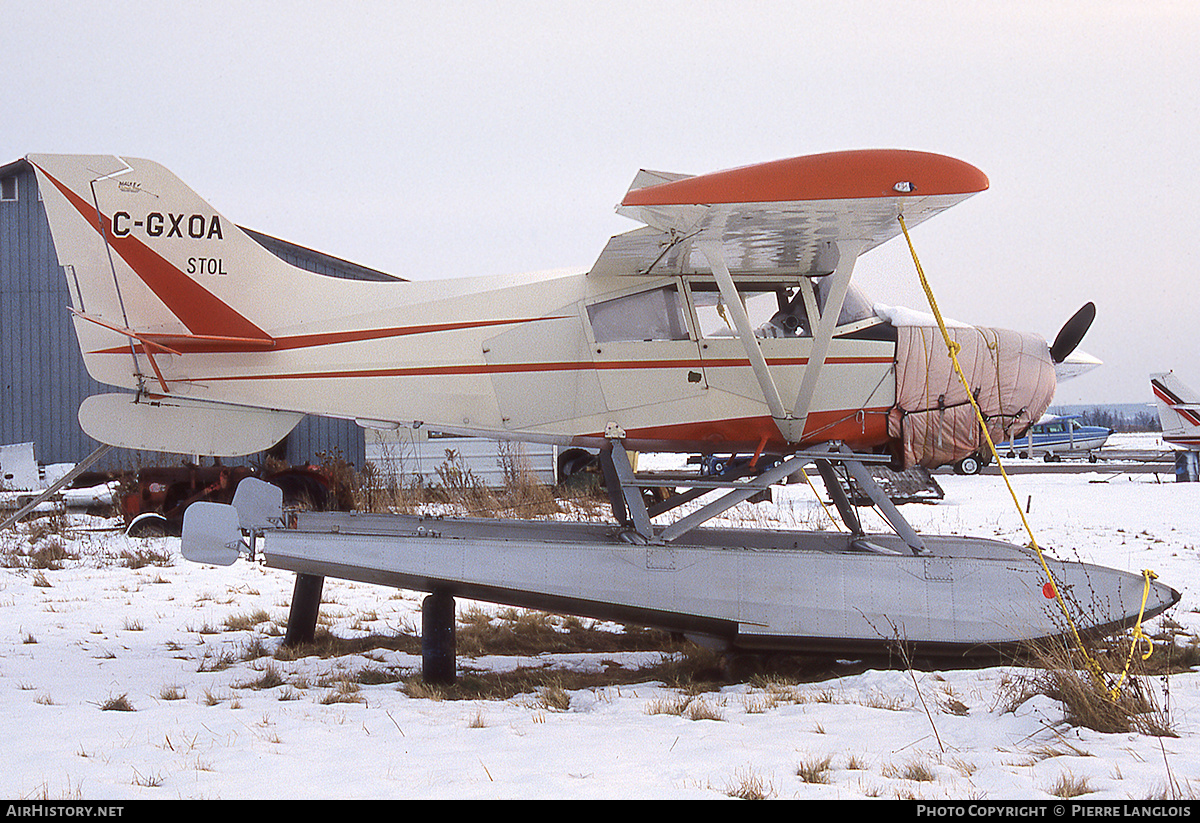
[892,326,1057,468]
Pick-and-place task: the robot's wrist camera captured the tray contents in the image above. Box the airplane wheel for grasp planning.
[955,455,982,475]
[557,449,598,484]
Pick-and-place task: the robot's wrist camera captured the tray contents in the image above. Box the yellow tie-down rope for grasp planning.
[1110,569,1159,699]
[896,215,1154,694]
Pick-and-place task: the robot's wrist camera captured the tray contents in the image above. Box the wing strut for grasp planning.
[659,452,815,542]
[599,438,654,541]
[695,239,864,444]
[837,450,926,555]
[790,239,864,435]
[593,439,924,553]
[695,242,787,421]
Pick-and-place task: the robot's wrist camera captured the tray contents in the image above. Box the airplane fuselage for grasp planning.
[30,151,1055,465]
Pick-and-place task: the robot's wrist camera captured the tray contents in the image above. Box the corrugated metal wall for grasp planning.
[0,160,372,473]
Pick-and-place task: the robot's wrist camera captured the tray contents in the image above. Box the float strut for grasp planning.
[422,590,457,685]
[814,459,862,536]
[283,573,324,646]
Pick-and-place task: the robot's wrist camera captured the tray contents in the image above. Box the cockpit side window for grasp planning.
[686,279,887,340]
[689,286,800,339]
[759,287,813,338]
[587,286,689,343]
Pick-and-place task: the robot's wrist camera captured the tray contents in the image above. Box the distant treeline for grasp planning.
[1049,404,1161,433]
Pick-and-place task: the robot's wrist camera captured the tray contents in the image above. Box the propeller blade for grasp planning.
[1050,302,1096,364]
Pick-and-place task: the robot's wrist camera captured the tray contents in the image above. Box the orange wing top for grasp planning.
[593,149,989,278]
[620,149,988,206]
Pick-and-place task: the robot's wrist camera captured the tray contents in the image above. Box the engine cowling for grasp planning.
[888,325,1056,469]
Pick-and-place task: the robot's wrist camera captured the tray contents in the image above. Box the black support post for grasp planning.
[283,573,324,646]
[422,590,457,685]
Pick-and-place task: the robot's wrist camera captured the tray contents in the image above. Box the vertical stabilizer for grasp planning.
[1151,372,1200,449]
[26,154,295,393]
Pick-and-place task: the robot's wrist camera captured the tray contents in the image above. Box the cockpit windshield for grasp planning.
[587,286,690,343]
[815,278,877,327]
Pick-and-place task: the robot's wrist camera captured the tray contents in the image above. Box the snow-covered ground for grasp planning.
[1,434,1198,800]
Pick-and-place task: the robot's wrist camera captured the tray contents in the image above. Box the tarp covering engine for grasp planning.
[887,324,1056,469]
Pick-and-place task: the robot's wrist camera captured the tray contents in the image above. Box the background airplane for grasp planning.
[1151,371,1200,450]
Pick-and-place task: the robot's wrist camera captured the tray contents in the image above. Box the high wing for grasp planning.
[588,149,990,443]
[589,149,989,278]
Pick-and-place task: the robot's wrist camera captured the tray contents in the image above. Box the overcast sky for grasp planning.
[4,1,1197,403]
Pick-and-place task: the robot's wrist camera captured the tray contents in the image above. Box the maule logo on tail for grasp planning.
[111,211,224,240]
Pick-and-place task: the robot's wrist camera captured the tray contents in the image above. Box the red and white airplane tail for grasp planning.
[27,154,309,380]
[26,154,369,454]
[1151,371,1200,450]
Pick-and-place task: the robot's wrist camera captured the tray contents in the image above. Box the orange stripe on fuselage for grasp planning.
[90,316,571,356]
[171,355,894,383]
[612,410,892,452]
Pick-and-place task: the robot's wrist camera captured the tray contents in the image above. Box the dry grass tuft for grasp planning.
[724,768,776,800]
[224,609,273,632]
[100,693,135,712]
[27,538,75,570]
[238,663,287,691]
[536,681,571,712]
[273,629,420,661]
[883,758,937,783]
[1050,771,1092,799]
[119,547,172,568]
[455,605,674,658]
[796,755,833,784]
[683,697,725,721]
[1002,638,1177,737]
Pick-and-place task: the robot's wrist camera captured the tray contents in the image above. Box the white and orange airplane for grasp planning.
[25,150,1177,657]
[29,150,1084,466]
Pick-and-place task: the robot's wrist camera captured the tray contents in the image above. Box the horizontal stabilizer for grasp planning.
[71,309,277,354]
[79,393,302,456]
